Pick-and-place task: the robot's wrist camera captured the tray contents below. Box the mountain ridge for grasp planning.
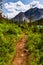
[13,7,43,22]
[3,1,43,18]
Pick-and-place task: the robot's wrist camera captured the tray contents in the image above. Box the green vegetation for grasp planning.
[0,18,43,65]
[0,18,23,65]
[26,26,43,65]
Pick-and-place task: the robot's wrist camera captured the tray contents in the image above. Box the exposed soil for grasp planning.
[12,35,28,65]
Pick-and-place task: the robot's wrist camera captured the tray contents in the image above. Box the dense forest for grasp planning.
[0,18,43,65]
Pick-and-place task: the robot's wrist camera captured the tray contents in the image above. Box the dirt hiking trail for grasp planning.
[12,35,28,65]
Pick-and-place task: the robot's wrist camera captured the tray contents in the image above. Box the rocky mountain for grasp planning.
[13,7,43,22]
[13,12,29,23]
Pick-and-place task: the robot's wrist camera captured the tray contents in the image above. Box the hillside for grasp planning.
[0,18,43,65]
[0,18,24,65]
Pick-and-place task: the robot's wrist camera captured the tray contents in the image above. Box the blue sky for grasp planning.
[3,0,43,4]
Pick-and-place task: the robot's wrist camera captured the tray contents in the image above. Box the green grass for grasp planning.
[0,18,43,65]
[26,26,43,65]
[0,18,24,65]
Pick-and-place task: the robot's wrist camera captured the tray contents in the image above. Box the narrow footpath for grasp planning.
[12,35,28,65]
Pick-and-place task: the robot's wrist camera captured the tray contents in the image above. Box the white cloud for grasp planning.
[30,1,43,8]
[3,1,43,19]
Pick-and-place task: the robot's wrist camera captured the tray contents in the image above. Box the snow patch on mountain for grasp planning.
[3,1,43,19]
